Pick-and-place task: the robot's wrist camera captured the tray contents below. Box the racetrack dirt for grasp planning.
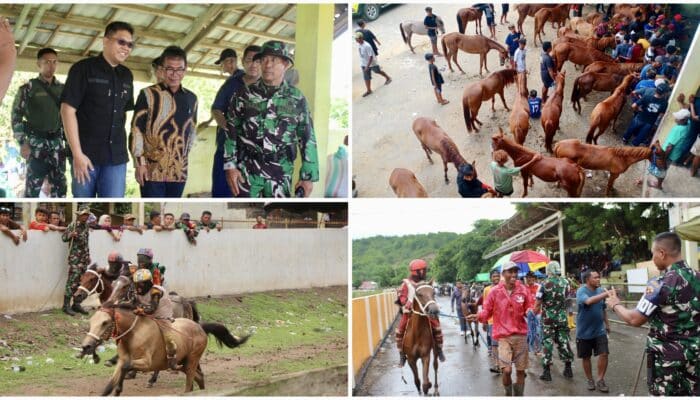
[0,286,347,396]
[352,4,696,198]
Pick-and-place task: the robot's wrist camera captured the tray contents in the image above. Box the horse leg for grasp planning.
[124,369,137,380]
[606,173,619,196]
[147,371,159,388]
[499,90,511,111]
[422,144,433,164]
[194,363,205,390]
[453,53,465,74]
[114,360,133,397]
[521,171,529,197]
[183,359,196,393]
[422,355,432,395]
[408,360,421,394]
[433,352,440,396]
[442,159,449,184]
[408,33,415,54]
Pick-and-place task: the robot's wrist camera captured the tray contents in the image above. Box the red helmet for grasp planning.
[409,259,428,272]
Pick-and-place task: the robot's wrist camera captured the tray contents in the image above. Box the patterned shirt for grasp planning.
[224,79,319,182]
[61,220,90,266]
[536,275,570,327]
[11,76,64,144]
[130,83,198,182]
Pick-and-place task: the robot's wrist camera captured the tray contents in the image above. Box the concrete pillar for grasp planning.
[294,4,334,197]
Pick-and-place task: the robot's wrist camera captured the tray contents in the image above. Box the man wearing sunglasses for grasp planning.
[130,46,197,198]
[224,40,319,198]
[61,21,135,198]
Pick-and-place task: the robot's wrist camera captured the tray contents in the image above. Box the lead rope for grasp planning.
[114,315,140,342]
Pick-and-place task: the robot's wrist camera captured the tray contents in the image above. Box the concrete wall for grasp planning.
[351,291,397,388]
[0,229,347,314]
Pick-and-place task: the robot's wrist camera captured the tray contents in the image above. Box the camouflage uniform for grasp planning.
[61,219,90,297]
[224,41,319,198]
[635,260,699,396]
[537,275,574,368]
[11,76,67,197]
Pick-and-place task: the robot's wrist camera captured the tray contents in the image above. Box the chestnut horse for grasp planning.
[460,284,482,348]
[584,11,605,26]
[389,168,429,197]
[585,36,617,52]
[554,139,652,195]
[566,17,594,37]
[74,263,114,305]
[584,61,643,74]
[462,68,517,133]
[492,127,585,197]
[400,17,446,54]
[79,306,248,396]
[509,72,530,145]
[553,41,613,71]
[516,4,553,34]
[533,4,570,47]
[571,71,625,114]
[402,279,440,396]
[585,73,637,144]
[542,71,566,153]
[456,7,483,35]
[412,117,467,183]
[441,33,509,76]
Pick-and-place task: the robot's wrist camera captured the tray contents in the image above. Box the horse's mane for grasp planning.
[440,137,467,165]
[494,134,536,155]
[486,37,507,52]
[610,146,652,160]
[492,69,517,86]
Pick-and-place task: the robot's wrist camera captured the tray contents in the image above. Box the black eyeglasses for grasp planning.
[111,37,134,49]
[164,67,186,74]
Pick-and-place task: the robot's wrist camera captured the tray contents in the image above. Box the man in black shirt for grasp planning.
[60,21,135,197]
[356,20,381,56]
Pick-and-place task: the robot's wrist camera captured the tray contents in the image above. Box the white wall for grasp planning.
[0,229,347,314]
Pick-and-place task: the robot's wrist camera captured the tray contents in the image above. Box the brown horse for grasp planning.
[553,41,613,71]
[542,71,566,153]
[412,117,467,183]
[460,284,482,348]
[492,127,585,197]
[74,264,115,305]
[584,61,644,74]
[585,36,617,52]
[516,4,554,34]
[441,33,509,76]
[533,4,570,47]
[571,71,625,114]
[566,17,594,37]
[462,68,517,133]
[554,139,652,195]
[402,279,440,396]
[613,4,648,21]
[389,168,429,197]
[79,306,248,396]
[585,73,637,144]
[456,7,483,35]
[584,11,605,26]
[509,72,530,145]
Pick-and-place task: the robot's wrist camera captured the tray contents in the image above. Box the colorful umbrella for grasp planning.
[491,250,550,276]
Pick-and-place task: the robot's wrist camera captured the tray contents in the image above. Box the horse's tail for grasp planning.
[457,13,464,34]
[441,36,448,61]
[201,322,250,348]
[189,300,200,323]
[463,101,474,133]
[399,22,407,44]
[544,120,556,153]
[571,76,581,105]
[585,118,598,144]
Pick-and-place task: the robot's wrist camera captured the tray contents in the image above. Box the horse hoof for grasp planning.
[147,382,154,389]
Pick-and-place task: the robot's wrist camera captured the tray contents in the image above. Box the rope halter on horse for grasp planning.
[412,284,438,317]
[76,269,104,297]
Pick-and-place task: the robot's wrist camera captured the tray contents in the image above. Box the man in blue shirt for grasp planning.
[634,69,657,91]
[504,24,521,70]
[528,90,542,119]
[576,270,610,393]
[424,7,442,57]
[622,82,670,146]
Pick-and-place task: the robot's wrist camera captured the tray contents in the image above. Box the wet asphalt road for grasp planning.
[355,295,648,396]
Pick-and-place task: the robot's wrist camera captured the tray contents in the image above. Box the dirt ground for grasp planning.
[352,4,698,198]
[0,286,347,396]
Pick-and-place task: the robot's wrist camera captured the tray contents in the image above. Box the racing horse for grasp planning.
[412,117,468,183]
[456,7,483,35]
[73,263,115,305]
[492,127,585,197]
[79,305,249,396]
[402,279,440,396]
[399,17,445,54]
[462,68,517,133]
[460,284,483,348]
[441,32,509,76]
[554,139,652,195]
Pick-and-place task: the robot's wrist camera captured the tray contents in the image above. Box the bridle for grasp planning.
[85,307,138,344]
[77,269,104,297]
[411,283,438,317]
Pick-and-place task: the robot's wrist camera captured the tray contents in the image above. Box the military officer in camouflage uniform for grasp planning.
[606,232,699,396]
[535,260,575,381]
[61,207,91,316]
[224,40,319,198]
[11,48,66,197]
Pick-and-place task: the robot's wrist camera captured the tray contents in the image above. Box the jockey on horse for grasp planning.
[396,259,445,367]
[131,268,179,371]
[136,248,166,286]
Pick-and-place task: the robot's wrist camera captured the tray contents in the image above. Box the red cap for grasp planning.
[674,14,682,22]
[409,259,428,272]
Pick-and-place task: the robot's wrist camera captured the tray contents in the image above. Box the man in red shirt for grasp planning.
[469,261,533,396]
[29,207,65,232]
[252,215,268,229]
[395,259,445,367]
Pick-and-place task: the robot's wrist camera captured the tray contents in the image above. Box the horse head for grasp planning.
[491,127,506,150]
[437,16,446,34]
[104,274,133,305]
[74,263,102,303]
[79,307,115,359]
[413,279,440,317]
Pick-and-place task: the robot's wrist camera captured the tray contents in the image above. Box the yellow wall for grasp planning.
[352,291,398,384]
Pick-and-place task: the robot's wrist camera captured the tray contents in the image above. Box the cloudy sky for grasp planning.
[351,200,517,239]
